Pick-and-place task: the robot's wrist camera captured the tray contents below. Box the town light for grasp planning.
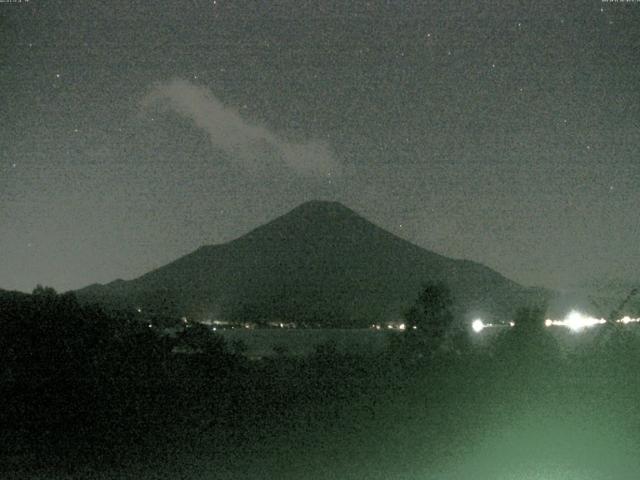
[472,319,485,333]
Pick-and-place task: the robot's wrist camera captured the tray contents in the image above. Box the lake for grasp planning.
[217,328,396,358]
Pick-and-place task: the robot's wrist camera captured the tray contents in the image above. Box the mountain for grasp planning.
[76,201,549,326]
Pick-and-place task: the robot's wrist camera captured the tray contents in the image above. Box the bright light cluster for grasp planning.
[471,318,509,333]
[545,310,606,332]
[471,311,640,333]
[544,310,640,332]
[619,316,640,325]
[472,319,485,333]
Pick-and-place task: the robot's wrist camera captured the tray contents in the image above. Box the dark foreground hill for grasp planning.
[76,201,548,326]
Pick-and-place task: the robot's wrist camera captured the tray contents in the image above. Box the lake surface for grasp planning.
[217,324,639,358]
[218,328,396,357]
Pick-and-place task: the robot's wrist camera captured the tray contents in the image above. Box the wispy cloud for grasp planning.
[142,79,340,178]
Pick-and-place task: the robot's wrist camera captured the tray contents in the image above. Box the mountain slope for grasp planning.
[76,201,548,326]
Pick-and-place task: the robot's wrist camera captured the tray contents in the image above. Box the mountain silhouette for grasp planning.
[76,201,548,326]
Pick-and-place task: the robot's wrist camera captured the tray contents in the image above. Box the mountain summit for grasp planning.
[77,201,546,326]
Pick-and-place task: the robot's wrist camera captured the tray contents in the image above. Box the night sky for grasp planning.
[1,0,639,293]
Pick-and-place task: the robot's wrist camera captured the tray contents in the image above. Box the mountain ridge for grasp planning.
[76,200,549,325]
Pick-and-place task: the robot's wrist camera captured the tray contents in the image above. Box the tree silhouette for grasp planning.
[396,282,455,358]
[32,284,58,297]
[407,283,454,343]
[512,305,546,332]
[494,305,561,371]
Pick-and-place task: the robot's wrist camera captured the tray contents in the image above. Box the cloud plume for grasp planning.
[142,79,340,178]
